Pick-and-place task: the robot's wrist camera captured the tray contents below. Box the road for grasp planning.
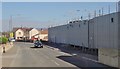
[2,42,78,69]
[2,42,118,69]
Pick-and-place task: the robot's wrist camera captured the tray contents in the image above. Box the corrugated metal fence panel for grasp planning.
[89,19,95,48]
[118,12,120,49]
[48,12,119,49]
[67,21,88,47]
[93,13,118,49]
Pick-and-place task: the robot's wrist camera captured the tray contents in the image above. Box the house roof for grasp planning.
[13,27,33,32]
[40,29,48,34]
[32,33,40,37]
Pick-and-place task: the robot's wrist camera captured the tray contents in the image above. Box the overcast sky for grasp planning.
[2,2,117,32]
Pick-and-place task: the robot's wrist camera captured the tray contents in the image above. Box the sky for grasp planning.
[2,2,118,32]
[1,0,120,2]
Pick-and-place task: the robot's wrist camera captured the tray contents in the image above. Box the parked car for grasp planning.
[34,40,43,48]
[9,38,15,42]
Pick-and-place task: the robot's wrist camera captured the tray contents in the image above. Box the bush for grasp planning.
[0,37,8,44]
[0,37,2,44]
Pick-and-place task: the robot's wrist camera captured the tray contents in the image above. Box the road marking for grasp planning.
[59,52,72,56]
[82,57,98,63]
[51,60,60,66]
[71,53,77,56]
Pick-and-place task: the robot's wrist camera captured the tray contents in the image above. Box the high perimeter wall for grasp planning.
[48,12,120,68]
[48,20,89,48]
[91,12,119,68]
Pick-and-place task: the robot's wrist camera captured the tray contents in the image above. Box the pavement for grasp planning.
[0,42,13,53]
[2,42,79,69]
[42,42,119,69]
[0,42,13,69]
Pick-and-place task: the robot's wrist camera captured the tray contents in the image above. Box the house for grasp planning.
[31,29,48,41]
[2,32,10,38]
[39,29,48,41]
[13,27,33,41]
[29,28,39,40]
[13,27,48,41]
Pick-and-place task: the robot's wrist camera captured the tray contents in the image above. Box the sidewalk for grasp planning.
[43,42,98,61]
[0,42,13,53]
[42,42,118,68]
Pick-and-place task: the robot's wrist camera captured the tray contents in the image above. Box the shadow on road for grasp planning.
[42,41,119,69]
[30,47,43,48]
[56,56,118,69]
[2,67,79,69]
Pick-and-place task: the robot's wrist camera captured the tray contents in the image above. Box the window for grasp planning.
[18,32,21,35]
[69,22,72,23]
[111,18,114,23]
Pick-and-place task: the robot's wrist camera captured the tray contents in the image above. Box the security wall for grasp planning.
[91,12,119,49]
[48,12,119,49]
[48,20,89,47]
[118,12,120,49]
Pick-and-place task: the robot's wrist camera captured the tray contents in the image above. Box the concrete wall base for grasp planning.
[98,48,119,68]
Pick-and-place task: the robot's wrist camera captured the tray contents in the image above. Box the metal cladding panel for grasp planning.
[93,13,118,49]
[89,19,95,48]
[118,12,120,49]
[49,25,68,44]
[48,21,88,47]
[65,21,88,47]
[57,25,68,44]
[49,27,58,43]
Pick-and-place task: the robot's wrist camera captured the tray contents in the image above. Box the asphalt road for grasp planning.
[2,42,78,69]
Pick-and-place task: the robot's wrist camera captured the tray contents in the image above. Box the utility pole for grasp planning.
[102,7,104,15]
[9,15,12,33]
[108,5,111,14]
[94,10,96,17]
[99,9,101,16]
[116,2,118,12]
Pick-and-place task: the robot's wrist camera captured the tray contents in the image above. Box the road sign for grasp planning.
[10,32,13,38]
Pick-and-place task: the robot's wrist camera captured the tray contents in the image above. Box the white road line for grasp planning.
[82,57,98,63]
[51,60,60,66]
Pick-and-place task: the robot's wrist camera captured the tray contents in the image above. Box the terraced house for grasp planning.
[13,27,48,41]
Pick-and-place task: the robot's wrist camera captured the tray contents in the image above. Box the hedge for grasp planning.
[0,37,8,44]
